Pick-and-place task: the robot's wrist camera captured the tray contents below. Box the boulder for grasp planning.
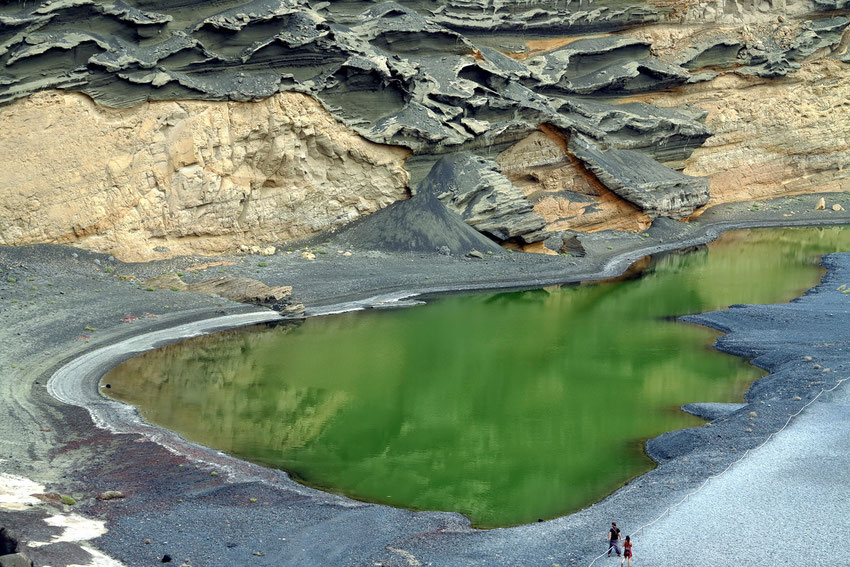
[568,136,710,219]
[144,275,305,316]
[544,232,587,256]
[0,554,32,567]
[418,153,548,244]
[96,491,126,500]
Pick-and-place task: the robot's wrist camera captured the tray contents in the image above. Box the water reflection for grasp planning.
[105,227,850,527]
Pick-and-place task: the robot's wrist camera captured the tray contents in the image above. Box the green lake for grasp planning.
[103,226,850,527]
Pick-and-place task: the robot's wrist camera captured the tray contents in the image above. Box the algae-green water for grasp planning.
[104,226,850,527]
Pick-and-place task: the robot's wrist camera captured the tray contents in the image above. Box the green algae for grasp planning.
[104,226,850,527]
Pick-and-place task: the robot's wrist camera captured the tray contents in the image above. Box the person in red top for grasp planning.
[621,535,633,566]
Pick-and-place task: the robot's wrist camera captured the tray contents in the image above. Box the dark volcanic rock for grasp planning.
[568,135,710,219]
[737,51,801,78]
[554,98,711,163]
[383,0,660,34]
[330,191,505,256]
[526,37,689,95]
[543,232,587,256]
[785,17,850,61]
[0,0,704,159]
[4,0,847,248]
[418,153,548,244]
[0,553,32,567]
[0,527,19,555]
[564,58,690,95]
[676,39,745,70]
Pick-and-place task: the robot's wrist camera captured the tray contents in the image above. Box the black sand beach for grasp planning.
[2,195,850,566]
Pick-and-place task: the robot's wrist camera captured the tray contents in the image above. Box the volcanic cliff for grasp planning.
[1,0,848,259]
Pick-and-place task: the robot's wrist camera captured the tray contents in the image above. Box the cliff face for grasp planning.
[643,60,850,206]
[0,0,848,258]
[0,91,409,261]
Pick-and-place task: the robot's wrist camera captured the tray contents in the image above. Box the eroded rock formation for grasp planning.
[0,91,409,260]
[0,0,849,258]
[568,135,711,219]
[632,22,850,207]
[418,153,548,244]
[496,128,653,236]
[144,274,305,314]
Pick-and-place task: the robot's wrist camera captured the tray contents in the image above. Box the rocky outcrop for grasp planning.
[526,37,691,95]
[673,17,850,78]
[671,0,841,23]
[144,274,305,315]
[355,1,661,33]
[641,43,850,206]
[0,1,714,163]
[568,136,711,219]
[496,129,653,236]
[1,0,849,256]
[0,91,409,261]
[418,153,548,244]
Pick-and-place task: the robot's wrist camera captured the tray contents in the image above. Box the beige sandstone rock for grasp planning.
[144,274,304,315]
[496,128,652,237]
[0,91,409,261]
[638,58,850,209]
[650,0,817,25]
[816,197,827,210]
[95,491,125,501]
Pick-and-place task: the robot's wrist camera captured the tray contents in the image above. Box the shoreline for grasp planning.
[3,196,850,566]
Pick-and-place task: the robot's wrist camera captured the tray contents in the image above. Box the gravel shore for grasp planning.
[2,194,850,567]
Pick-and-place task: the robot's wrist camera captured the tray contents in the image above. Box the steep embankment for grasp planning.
[2,1,848,261]
[646,60,850,204]
[628,22,850,206]
[0,91,409,261]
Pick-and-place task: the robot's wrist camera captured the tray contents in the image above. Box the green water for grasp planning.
[104,226,850,527]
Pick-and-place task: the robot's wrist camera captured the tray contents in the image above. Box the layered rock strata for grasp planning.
[568,136,711,218]
[632,24,850,206]
[0,1,714,162]
[418,153,548,244]
[1,1,849,257]
[0,91,409,261]
[496,129,653,236]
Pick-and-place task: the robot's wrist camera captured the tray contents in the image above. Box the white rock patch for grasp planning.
[29,514,107,547]
[68,545,128,567]
[0,472,44,511]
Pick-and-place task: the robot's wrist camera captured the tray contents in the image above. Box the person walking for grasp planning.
[607,522,621,557]
[621,535,632,566]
